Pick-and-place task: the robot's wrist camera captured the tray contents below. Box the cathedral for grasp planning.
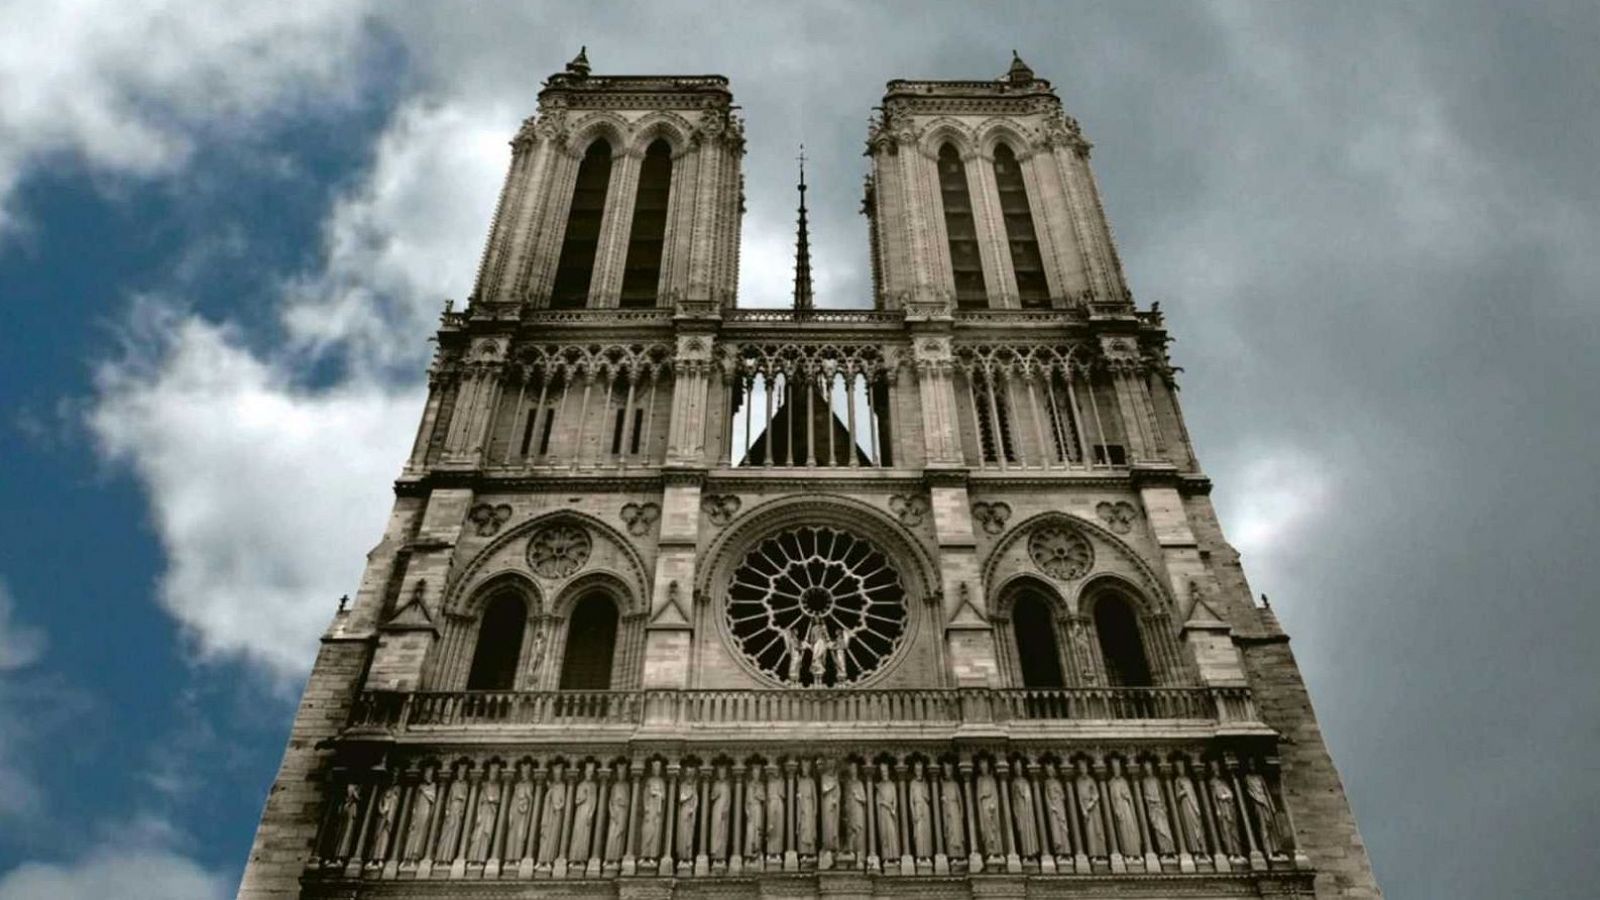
[239,50,1382,899]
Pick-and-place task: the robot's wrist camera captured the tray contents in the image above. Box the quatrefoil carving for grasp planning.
[620,502,661,536]
[701,494,742,527]
[971,501,1011,536]
[468,503,513,537]
[1095,500,1139,535]
[888,494,929,527]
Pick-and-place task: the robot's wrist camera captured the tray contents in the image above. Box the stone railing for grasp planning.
[722,308,905,325]
[346,687,1257,735]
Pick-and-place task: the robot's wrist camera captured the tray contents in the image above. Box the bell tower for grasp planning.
[239,52,1381,900]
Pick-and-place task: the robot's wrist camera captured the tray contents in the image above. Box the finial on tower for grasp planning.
[567,46,591,77]
[792,143,815,311]
[1006,50,1034,85]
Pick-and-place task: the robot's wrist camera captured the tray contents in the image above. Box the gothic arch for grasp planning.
[456,570,545,617]
[563,112,632,159]
[916,118,977,160]
[627,112,695,157]
[429,571,544,691]
[973,118,1037,162]
[980,510,1172,614]
[445,509,652,617]
[990,574,1072,689]
[544,570,642,691]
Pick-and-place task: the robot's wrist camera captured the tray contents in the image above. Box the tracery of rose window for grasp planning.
[724,526,908,686]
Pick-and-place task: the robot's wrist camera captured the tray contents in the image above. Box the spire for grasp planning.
[566,45,590,77]
[792,144,815,311]
[1006,49,1034,85]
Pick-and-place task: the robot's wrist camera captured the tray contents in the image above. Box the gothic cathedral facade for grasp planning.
[240,52,1381,900]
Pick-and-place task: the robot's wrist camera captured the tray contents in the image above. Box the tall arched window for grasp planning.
[550,139,613,309]
[992,143,1049,308]
[937,143,988,308]
[559,594,619,690]
[1012,593,1065,688]
[1093,592,1153,687]
[465,592,528,690]
[619,138,673,308]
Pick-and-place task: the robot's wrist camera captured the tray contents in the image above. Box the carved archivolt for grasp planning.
[444,511,651,618]
[953,341,1091,380]
[983,511,1170,614]
[717,341,901,385]
[508,342,674,384]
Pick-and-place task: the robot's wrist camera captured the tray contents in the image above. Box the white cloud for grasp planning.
[0,0,373,235]
[0,582,45,672]
[0,818,227,900]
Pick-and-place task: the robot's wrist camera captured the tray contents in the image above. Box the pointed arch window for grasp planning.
[550,139,613,309]
[465,592,528,690]
[1093,592,1153,687]
[619,138,673,308]
[1012,593,1065,688]
[559,593,619,690]
[992,143,1049,308]
[937,143,988,308]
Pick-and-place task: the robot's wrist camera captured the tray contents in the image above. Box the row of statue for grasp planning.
[317,750,1297,879]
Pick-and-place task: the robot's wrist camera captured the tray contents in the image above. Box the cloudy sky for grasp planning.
[1,2,1596,897]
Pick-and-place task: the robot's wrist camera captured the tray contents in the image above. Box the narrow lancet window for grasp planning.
[1094,593,1153,687]
[559,594,620,690]
[465,593,527,690]
[1013,594,1065,688]
[993,143,1048,308]
[619,138,673,308]
[550,139,613,309]
[937,143,987,308]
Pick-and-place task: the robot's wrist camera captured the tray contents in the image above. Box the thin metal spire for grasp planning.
[792,144,815,311]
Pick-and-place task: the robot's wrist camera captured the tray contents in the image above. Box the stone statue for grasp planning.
[1142,765,1176,855]
[1173,763,1207,854]
[939,763,966,857]
[569,764,597,861]
[1070,619,1097,684]
[469,769,501,861]
[1209,763,1242,857]
[438,772,468,861]
[908,760,933,858]
[537,766,567,864]
[709,766,731,859]
[405,767,437,860]
[1074,761,1107,857]
[334,783,363,858]
[831,629,851,682]
[807,622,830,681]
[1011,765,1040,858]
[875,763,901,860]
[783,627,805,682]
[371,784,397,861]
[507,763,534,860]
[1108,760,1140,857]
[675,771,699,859]
[845,763,868,856]
[975,759,1002,857]
[1044,764,1072,856]
[743,767,765,856]
[638,761,666,860]
[795,759,818,855]
[604,773,629,862]
[526,626,548,685]
[765,764,786,856]
[1245,772,1282,856]
[818,758,841,852]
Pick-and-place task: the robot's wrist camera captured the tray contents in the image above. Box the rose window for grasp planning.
[1028,524,1094,581]
[725,526,908,687]
[526,524,592,579]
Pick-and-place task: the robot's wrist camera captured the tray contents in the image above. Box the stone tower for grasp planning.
[239,52,1382,900]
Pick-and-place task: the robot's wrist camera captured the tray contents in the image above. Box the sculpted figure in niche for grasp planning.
[1011,763,1040,858]
[638,761,666,860]
[783,627,805,682]
[676,769,699,859]
[875,763,901,860]
[709,765,731,860]
[743,766,765,857]
[1173,761,1208,854]
[795,759,818,855]
[569,763,598,861]
[1044,763,1072,857]
[507,762,534,860]
[405,767,437,860]
[469,766,502,861]
[975,759,1003,858]
[1245,771,1283,856]
[818,758,841,852]
[439,768,468,861]
[1074,760,1107,857]
[940,762,967,858]
[1209,762,1243,857]
[908,760,933,859]
[831,629,850,681]
[525,626,547,685]
[333,783,363,858]
[845,762,868,856]
[537,764,567,864]
[370,783,397,862]
[1142,762,1175,856]
[765,764,786,856]
[604,770,629,862]
[1107,758,1140,857]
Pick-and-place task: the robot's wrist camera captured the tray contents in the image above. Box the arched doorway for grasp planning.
[466,592,528,690]
[1093,592,1153,687]
[559,593,620,690]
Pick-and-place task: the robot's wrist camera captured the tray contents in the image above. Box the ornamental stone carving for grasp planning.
[619,501,660,536]
[526,524,591,579]
[1095,500,1138,535]
[701,494,741,527]
[971,501,1011,535]
[888,494,929,527]
[469,503,513,536]
[1028,524,1094,581]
